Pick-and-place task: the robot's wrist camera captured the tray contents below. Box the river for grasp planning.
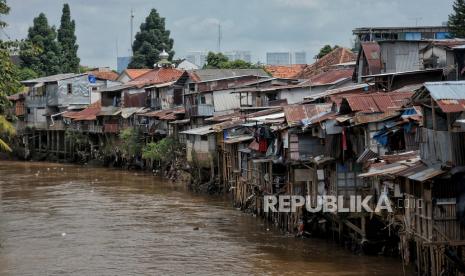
[0,161,408,275]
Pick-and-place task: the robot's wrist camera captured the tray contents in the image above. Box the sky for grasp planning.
[2,0,455,70]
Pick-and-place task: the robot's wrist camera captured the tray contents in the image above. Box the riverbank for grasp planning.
[0,160,409,275]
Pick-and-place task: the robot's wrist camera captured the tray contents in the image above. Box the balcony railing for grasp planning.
[186,104,214,117]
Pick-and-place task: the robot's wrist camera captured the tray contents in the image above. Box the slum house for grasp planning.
[355,81,465,275]
[183,69,270,127]
[229,109,288,214]
[180,119,247,192]
[290,91,415,245]
[86,67,121,103]
[231,68,355,109]
[353,26,451,43]
[21,73,93,158]
[420,39,465,80]
[6,89,28,133]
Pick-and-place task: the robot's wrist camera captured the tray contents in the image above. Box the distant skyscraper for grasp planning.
[186,51,208,68]
[117,56,131,73]
[224,50,252,63]
[293,51,307,64]
[266,51,307,65]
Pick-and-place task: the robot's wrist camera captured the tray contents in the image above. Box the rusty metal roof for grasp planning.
[343,92,413,113]
[361,42,382,75]
[64,101,101,121]
[264,65,306,78]
[284,103,332,126]
[299,68,354,86]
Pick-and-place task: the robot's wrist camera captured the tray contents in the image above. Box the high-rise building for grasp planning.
[185,51,208,68]
[293,51,307,64]
[224,50,252,63]
[266,52,307,65]
[266,52,291,65]
[117,56,131,73]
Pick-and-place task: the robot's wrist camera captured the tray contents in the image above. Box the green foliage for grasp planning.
[449,0,465,38]
[128,9,174,69]
[142,137,178,163]
[119,127,143,157]
[0,44,22,113]
[58,3,79,73]
[17,67,38,81]
[0,0,10,29]
[316,45,339,59]
[19,13,62,76]
[65,130,88,147]
[204,52,262,69]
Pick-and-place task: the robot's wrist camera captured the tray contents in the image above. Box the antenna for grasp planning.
[217,23,222,53]
[409,17,423,27]
[130,8,134,55]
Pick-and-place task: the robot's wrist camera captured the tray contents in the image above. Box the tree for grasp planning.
[204,52,229,68]
[316,45,340,59]
[0,0,10,29]
[19,13,62,76]
[58,3,79,73]
[128,9,174,69]
[449,0,465,38]
[204,52,261,69]
[0,0,18,152]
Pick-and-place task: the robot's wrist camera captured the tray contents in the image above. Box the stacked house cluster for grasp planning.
[7,26,465,274]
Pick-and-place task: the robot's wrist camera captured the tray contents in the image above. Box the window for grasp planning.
[67,83,73,94]
[201,135,208,141]
[200,95,206,104]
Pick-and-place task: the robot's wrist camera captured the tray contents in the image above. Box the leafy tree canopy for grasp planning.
[316,45,339,59]
[204,52,261,69]
[19,13,62,76]
[128,9,174,69]
[449,0,465,38]
[58,3,79,73]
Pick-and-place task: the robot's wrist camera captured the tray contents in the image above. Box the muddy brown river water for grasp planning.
[0,161,408,275]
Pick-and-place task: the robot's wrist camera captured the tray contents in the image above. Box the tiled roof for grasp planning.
[296,47,355,79]
[124,69,152,80]
[88,70,119,81]
[264,65,306,78]
[131,67,184,86]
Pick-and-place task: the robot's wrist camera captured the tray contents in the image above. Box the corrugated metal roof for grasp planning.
[64,101,101,121]
[436,99,465,113]
[361,42,382,75]
[22,73,85,84]
[408,166,445,182]
[180,125,216,136]
[248,112,285,122]
[356,149,378,163]
[188,69,269,82]
[343,92,413,113]
[359,163,409,177]
[425,81,465,100]
[284,103,332,126]
[304,68,354,86]
[224,135,254,144]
